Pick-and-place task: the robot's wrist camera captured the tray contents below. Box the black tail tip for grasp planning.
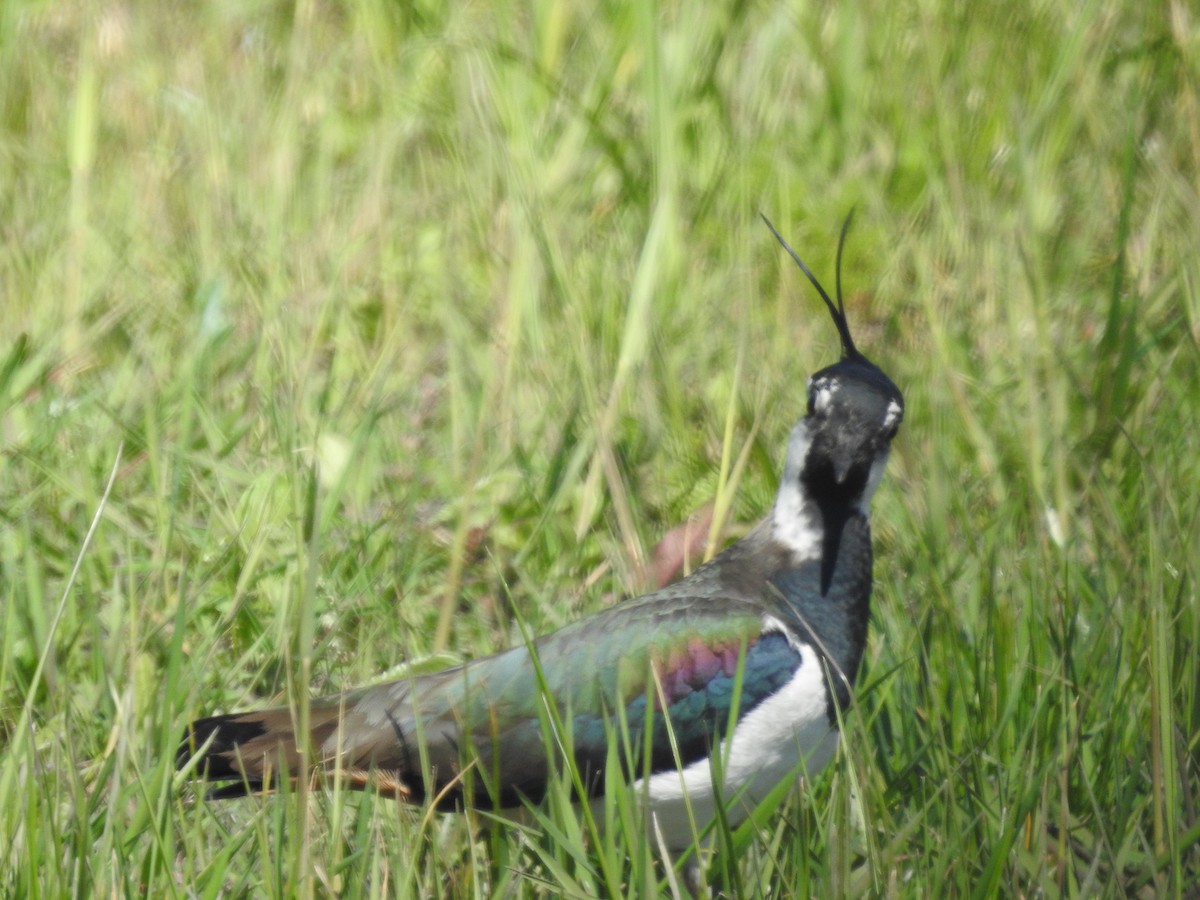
[176,713,269,779]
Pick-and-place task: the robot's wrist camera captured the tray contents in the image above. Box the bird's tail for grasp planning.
[177,698,412,799]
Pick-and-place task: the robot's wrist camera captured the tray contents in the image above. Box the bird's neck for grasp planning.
[767,468,877,718]
[770,474,828,564]
[771,464,869,562]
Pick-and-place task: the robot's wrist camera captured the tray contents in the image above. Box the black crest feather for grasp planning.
[760,211,862,361]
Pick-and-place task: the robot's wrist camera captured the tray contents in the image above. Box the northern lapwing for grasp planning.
[178,215,904,878]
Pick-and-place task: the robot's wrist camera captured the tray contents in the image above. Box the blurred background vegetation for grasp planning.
[1,0,1197,895]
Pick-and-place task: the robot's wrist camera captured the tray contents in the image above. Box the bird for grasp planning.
[177,214,905,875]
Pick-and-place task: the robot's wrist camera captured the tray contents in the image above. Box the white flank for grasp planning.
[771,422,823,561]
[637,621,837,851]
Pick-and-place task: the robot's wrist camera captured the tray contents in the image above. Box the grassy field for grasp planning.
[2,0,1198,896]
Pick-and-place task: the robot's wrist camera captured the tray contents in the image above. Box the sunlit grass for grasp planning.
[1,0,1197,895]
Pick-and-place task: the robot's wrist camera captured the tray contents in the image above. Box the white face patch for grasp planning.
[882,398,902,431]
[811,377,838,414]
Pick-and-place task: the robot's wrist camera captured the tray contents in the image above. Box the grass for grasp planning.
[1,0,1198,895]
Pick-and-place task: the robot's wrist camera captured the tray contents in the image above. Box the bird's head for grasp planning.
[764,214,904,511]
